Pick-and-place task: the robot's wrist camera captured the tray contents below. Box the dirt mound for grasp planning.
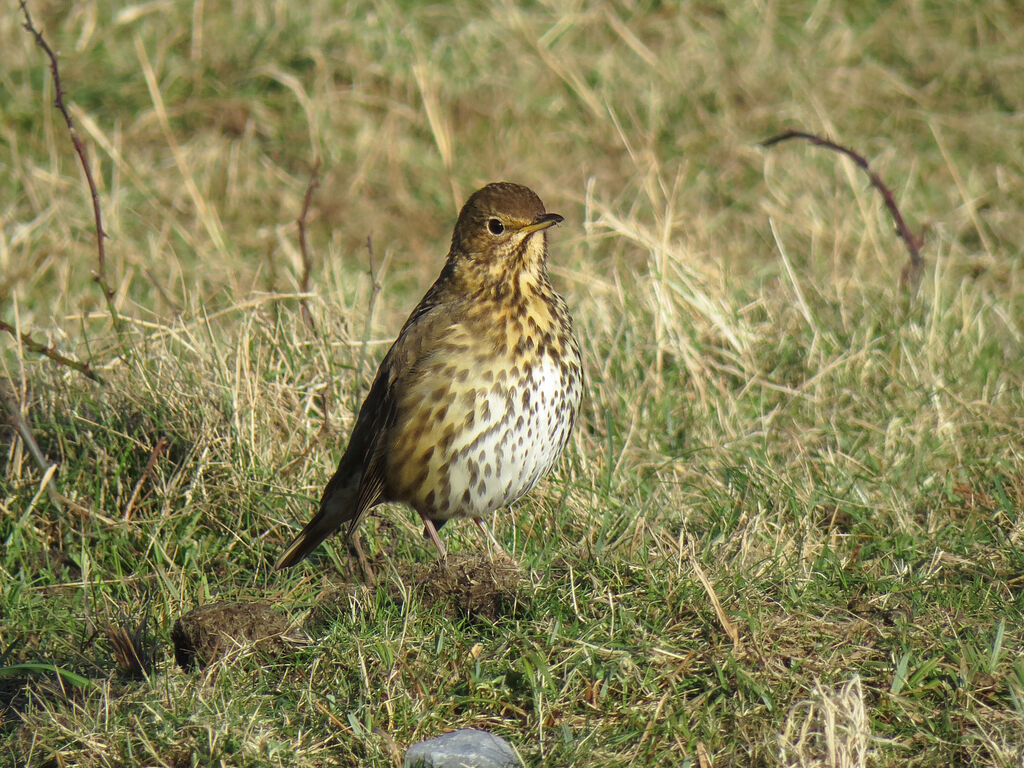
[311,551,525,624]
[401,552,524,621]
[171,601,308,669]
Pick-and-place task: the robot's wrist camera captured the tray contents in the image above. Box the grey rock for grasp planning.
[404,729,522,768]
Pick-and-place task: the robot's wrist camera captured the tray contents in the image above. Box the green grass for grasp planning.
[3,0,1024,766]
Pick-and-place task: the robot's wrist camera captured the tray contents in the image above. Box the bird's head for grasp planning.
[448,182,563,286]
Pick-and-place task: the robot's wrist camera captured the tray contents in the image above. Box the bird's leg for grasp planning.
[421,517,447,559]
[474,516,507,556]
[348,534,377,587]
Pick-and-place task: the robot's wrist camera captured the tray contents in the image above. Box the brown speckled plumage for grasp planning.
[276,182,582,566]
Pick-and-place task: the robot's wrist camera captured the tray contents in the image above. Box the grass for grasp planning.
[2,0,1023,765]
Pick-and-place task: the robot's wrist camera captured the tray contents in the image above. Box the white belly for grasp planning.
[438,356,579,519]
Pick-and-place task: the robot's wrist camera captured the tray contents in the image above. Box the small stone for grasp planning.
[403,729,522,768]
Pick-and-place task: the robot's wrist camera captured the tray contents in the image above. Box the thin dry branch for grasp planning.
[356,235,386,390]
[760,130,925,291]
[0,385,56,488]
[296,161,321,332]
[19,1,121,328]
[0,386,101,520]
[122,436,169,521]
[316,384,331,439]
[144,267,182,315]
[0,320,102,383]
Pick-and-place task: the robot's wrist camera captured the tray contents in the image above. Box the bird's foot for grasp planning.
[421,517,448,560]
[349,535,377,587]
[473,516,509,559]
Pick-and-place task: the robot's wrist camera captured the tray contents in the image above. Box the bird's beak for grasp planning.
[519,212,564,235]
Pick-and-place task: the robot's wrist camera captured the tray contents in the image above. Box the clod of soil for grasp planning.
[306,551,526,628]
[399,552,524,620]
[171,601,307,670]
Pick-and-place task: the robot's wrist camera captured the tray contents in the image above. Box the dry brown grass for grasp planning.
[3,1,1024,766]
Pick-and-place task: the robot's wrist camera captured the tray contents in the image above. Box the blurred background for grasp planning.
[2,2,1023,766]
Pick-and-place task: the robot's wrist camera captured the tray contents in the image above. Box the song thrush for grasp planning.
[276,182,582,567]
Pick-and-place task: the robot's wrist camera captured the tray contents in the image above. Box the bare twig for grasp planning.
[0,386,57,491]
[760,130,925,292]
[122,436,169,521]
[0,383,115,523]
[0,320,102,382]
[316,383,331,439]
[1,387,76,518]
[296,161,321,332]
[356,236,386,389]
[20,2,121,328]
[143,267,182,315]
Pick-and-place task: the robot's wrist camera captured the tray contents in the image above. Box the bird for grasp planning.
[275,182,582,568]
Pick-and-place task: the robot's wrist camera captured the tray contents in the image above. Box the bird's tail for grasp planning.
[274,477,358,569]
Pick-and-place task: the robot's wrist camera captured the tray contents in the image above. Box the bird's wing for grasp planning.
[274,275,461,569]
[339,277,464,533]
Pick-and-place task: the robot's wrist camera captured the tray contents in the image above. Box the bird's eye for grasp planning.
[487,218,505,236]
